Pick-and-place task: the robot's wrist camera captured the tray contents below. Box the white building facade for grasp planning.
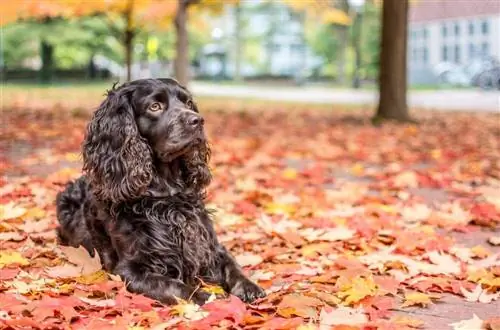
[408,0,500,85]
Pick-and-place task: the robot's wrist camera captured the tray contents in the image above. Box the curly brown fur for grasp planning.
[56,78,265,305]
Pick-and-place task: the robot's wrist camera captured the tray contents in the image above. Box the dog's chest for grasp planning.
[122,198,218,279]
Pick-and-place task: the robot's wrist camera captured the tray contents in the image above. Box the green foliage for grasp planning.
[307,23,339,70]
[2,17,123,70]
[2,24,38,68]
[359,2,380,80]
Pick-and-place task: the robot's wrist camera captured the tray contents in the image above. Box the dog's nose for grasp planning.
[188,114,204,127]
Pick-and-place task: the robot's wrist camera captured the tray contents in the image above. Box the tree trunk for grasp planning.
[233,2,243,82]
[88,54,97,79]
[124,0,134,82]
[352,9,363,89]
[124,30,133,81]
[336,0,350,85]
[373,0,411,122]
[175,0,190,86]
[39,40,54,84]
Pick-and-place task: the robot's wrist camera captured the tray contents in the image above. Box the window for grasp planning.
[468,21,475,35]
[423,48,429,63]
[481,19,489,35]
[454,45,461,63]
[290,44,305,53]
[423,28,428,39]
[482,42,490,55]
[442,45,448,61]
[411,29,417,40]
[441,24,447,37]
[271,43,281,52]
[469,43,476,58]
[454,22,460,36]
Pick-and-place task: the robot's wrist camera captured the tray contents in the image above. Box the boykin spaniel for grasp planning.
[56,78,265,305]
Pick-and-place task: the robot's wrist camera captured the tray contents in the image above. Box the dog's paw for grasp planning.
[230,278,266,303]
[191,290,212,306]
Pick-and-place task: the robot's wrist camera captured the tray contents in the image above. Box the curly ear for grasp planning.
[183,141,212,192]
[82,85,153,202]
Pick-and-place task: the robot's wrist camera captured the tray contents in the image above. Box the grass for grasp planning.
[0,82,364,113]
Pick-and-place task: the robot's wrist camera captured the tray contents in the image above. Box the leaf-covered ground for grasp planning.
[1,102,499,330]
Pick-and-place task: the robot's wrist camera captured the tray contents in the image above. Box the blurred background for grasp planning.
[0,0,499,118]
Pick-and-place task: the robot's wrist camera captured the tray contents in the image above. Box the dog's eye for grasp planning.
[186,100,193,109]
[149,102,163,112]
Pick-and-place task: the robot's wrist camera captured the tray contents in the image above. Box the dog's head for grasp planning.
[83,78,211,202]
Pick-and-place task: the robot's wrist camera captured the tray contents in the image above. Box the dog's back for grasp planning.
[56,176,94,253]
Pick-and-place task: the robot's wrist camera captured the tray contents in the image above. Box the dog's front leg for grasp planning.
[114,260,210,305]
[217,246,266,303]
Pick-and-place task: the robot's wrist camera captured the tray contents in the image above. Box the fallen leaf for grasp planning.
[78,297,116,308]
[391,315,424,328]
[0,202,27,221]
[426,251,461,275]
[393,171,419,188]
[189,295,246,328]
[449,314,483,330]
[485,317,500,330]
[277,294,323,318]
[0,231,25,241]
[235,253,263,267]
[488,236,500,246]
[319,306,368,328]
[337,276,378,305]
[0,251,29,268]
[460,284,500,303]
[401,292,440,308]
[45,246,101,277]
[201,283,225,295]
[171,301,208,320]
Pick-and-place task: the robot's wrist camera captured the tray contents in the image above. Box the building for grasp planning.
[408,0,500,85]
[198,1,322,79]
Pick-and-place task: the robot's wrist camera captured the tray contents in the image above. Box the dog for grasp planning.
[56,78,265,305]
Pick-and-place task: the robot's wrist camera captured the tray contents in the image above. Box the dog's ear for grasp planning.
[183,140,212,192]
[82,84,153,202]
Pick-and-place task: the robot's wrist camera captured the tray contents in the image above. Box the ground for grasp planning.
[0,89,499,330]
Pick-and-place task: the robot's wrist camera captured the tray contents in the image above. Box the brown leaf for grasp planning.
[45,246,101,278]
[277,294,323,318]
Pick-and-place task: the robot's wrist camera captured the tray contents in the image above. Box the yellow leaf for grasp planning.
[301,242,333,257]
[282,168,298,180]
[202,284,225,295]
[391,315,425,328]
[322,8,351,25]
[171,301,208,319]
[76,270,108,285]
[64,152,80,162]
[470,245,490,259]
[0,203,27,221]
[297,324,317,330]
[350,163,364,176]
[401,292,440,308]
[337,276,378,305]
[265,202,296,215]
[0,251,29,268]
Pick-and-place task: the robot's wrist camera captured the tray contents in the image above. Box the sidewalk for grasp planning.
[190,82,500,113]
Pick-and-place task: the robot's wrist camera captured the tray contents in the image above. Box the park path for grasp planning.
[190,82,500,113]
